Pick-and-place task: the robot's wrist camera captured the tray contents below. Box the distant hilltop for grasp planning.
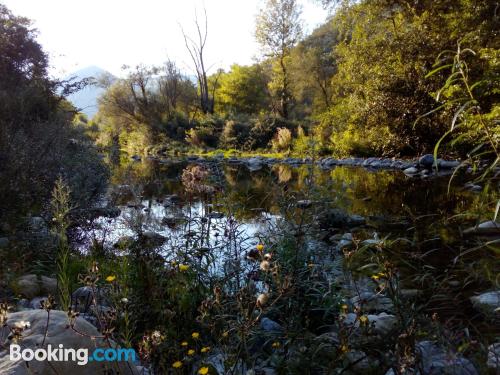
[64,66,116,119]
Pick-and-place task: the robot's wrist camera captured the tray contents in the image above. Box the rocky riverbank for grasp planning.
[131,153,471,176]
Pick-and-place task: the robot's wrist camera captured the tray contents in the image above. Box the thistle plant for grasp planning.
[50,177,74,311]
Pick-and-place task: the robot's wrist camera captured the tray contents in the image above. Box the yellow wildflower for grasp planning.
[272,342,280,348]
[359,315,368,324]
[340,345,349,353]
[192,332,200,339]
[172,361,182,368]
[222,331,229,338]
[105,275,116,282]
[188,349,195,356]
[341,304,348,311]
[371,275,379,281]
[201,346,210,353]
[256,243,264,252]
[179,264,190,272]
[198,367,209,375]
[181,341,188,346]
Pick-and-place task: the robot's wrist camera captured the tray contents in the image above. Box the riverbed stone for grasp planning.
[438,159,460,169]
[470,290,500,316]
[260,317,283,333]
[487,343,500,370]
[416,340,478,375]
[418,154,435,168]
[0,309,138,375]
[343,312,397,336]
[350,292,394,313]
[345,350,379,372]
[246,157,264,172]
[403,167,419,175]
[139,231,166,247]
[464,220,500,236]
[12,275,57,299]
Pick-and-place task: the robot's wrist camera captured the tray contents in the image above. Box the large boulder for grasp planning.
[416,341,477,375]
[0,310,138,374]
[12,275,57,299]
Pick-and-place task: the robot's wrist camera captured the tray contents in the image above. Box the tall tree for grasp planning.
[181,9,217,115]
[256,0,302,119]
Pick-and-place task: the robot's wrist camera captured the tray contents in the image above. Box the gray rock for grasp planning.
[246,157,264,172]
[419,154,435,168]
[438,159,460,169]
[314,331,340,346]
[16,299,31,311]
[260,317,283,332]
[348,214,366,227]
[0,310,138,375]
[465,183,483,192]
[464,221,500,236]
[470,290,500,316]
[368,312,398,335]
[416,340,478,375]
[403,167,419,175]
[345,350,379,372]
[28,216,48,234]
[337,239,353,250]
[140,231,166,247]
[131,154,141,161]
[341,233,353,241]
[13,274,57,299]
[29,296,48,309]
[487,343,500,370]
[342,312,397,336]
[350,292,394,313]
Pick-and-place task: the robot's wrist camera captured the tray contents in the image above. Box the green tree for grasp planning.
[256,0,302,119]
[322,0,499,156]
[290,21,339,116]
[215,64,270,115]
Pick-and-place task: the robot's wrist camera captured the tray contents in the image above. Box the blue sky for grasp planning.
[3,0,329,77]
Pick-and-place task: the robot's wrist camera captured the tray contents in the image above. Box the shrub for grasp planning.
[220,119,251,149]
[271,127,293,152]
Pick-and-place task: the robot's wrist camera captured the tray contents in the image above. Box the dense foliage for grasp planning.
[0,5,108,219]
[89,0,498,159]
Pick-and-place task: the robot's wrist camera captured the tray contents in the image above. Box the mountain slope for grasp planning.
[65,66,115,119]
